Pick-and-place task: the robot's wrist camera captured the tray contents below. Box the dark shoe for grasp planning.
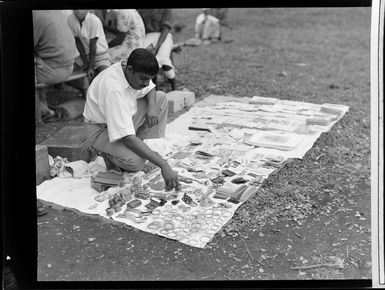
[3,264,19,290]
[37,200,47,217]
[168,78,177,91]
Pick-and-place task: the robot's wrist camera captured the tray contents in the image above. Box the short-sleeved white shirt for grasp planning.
[67,12,109,55]
[83,62,155,142]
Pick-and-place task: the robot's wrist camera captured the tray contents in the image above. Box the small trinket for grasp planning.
[182,193,197,206]
[171,200,180,205]
[171,151,192,159]
[148,172,162,183]
[247,172,258,178]
[138,210,152,216]
[105,207,114,216]
[227,198,240,204]
[125,208,141,214]
[195,150,214,157]
[126,199,142,209]
[159,199,167,206]
[166,192,179,200]
[222,169,236,177]
[178,176,194,184]
[218,203,232,209]
[94,192,109,202]
[210,176,225,184]
[135,190,151,200]
[145,197,161,210]
[192,172,210,179]
[88,203,98,210]
[151,192,167,200]
[163,221,175,230]
[147,221,162,230]
[149,181,166,191]
[231,177,248,184]
[178,204,191,212]
[187,168,204,173]
[192,188,204,196]
[190,141,202,146]
[199,196,215,207]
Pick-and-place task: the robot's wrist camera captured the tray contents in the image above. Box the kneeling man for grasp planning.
[82,48,180,190]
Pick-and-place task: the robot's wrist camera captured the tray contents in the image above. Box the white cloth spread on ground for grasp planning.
[37,95,349,248]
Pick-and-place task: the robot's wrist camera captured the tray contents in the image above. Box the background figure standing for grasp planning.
[33,10,78,118]
[67,10,112,81]
[106,9,145,63]
[138,9,177,91]
[195,8,220,42]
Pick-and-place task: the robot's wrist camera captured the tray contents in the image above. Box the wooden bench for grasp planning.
[35,71,88,126]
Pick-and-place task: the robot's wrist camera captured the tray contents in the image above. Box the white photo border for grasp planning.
[371,0,385,288]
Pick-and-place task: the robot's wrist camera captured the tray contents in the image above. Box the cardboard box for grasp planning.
[166,90,195,113]
[40,125,89,162]
[36,145,50,185]
[90,171,123,192]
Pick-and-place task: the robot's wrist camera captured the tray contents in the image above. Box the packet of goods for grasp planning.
[320,103,347,116]
[306,117,331,126]
[95,186,124,202]
[249,96,278,105]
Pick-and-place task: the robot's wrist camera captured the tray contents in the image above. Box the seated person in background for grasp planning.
[106,9,145,64]
[92,9,117,41]
[33,10,79,117]
[138,9,177,91]
[209,8,230,28]
[81,48,180,190]
[195,8,220,43]
[67,10,112,81]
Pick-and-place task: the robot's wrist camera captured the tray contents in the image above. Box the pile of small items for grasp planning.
[87,126,299,248]
[92,169,182,222]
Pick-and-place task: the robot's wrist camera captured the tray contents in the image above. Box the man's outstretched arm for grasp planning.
[121,135,180,190]
[87,37,98,78]
[75,37,88,68]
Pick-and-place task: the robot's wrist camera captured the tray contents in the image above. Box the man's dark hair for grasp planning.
[126,48,159,76]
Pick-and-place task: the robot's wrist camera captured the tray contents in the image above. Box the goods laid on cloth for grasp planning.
[37,95,349,248]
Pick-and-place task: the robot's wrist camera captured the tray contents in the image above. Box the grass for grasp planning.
[163,7,372,279]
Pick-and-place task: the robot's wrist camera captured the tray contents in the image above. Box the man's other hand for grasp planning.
[145,107,159,128]
[87,68,95,80]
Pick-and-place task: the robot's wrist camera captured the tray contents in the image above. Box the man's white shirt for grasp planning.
[83,61,156,142]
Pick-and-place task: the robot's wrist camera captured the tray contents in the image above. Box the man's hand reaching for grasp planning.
[161,164,180,191]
